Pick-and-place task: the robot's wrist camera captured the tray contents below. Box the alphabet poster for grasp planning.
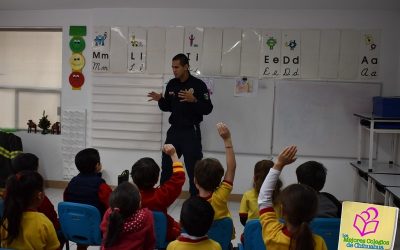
[128,27,146,73]
[280,30,301,78]
[92,26,110,72]
[260,30,281,78]
[359,30,380,80]
[338,201,398,250]
[184,27,204,74]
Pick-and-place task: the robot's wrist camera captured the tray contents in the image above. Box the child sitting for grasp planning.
[11,152,64,246]
[296,161,342,218]
[64,148,112,216]
[100,182,155,250]
[130,144,185,241]
[0,171,60,250]
[194,122,236,222]
[167,196,221,250]
[239,160,282,226]
[258,146,327,250]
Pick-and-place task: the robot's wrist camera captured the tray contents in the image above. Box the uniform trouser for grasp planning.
[160,125,202,196]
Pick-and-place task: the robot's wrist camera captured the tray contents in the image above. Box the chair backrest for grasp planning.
[242,220,266,250]
[208,217,233,250]
[58,201,102,246]
[310,217,340,250]
[152,211,168,249]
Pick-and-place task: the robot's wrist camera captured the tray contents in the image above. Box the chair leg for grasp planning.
[65,240,69,250]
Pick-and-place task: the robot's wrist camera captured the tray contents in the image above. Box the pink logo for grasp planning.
[353,207,379,237]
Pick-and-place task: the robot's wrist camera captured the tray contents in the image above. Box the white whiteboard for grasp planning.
[201,78,274,155]
[273,80,381,157]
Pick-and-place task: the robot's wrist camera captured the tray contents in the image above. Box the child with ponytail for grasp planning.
[100,181,155,250]
[258,146,327,250]
[0,171,60,250]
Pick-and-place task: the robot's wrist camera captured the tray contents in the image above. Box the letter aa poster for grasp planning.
[338,201,398,250]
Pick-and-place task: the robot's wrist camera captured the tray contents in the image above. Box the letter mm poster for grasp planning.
[339,201,398,250]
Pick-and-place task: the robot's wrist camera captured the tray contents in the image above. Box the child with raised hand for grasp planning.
[130,143,185,242]
[0,171,60,250]
[258,146,327,250]
[194,122,236,222]
[167,196,221,250]
[239,160,282,226]
[100,181,155,250]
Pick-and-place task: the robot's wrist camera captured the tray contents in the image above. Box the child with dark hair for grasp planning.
[258,146,327,250]
[64,148,112,250]
[11,153,39,173]
[167,196,221,250]
[131,144,185,242]
[11,153,63,246]
[194,123,236,223]
[64,148,112,215]
[0,171,60,249]
[239,160,282,226]
[100,182,155,250]
[296,161,342,218]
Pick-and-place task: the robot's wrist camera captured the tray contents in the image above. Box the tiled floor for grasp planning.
[47,188,400,250]
[46,188,242,250]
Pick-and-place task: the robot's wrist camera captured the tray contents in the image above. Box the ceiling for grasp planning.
[1,0,400,11]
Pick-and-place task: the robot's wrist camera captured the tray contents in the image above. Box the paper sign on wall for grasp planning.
[128,27,146,73]
[281,30,301,78]
[359,30,380,80]
[92,26,110,72]
[338,201,398,250]
[184,27,204,74]
[260,30,281,78]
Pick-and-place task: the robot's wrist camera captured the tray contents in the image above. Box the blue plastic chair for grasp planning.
[58,202,102,250]
[208,217,233,250]
[152,211,169,249]
[238,219,266,250]
[311,217,340,250]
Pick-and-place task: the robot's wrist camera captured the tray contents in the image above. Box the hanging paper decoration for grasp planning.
[128,27,147,73]
[69,26,87,90]
[92,26,110,72]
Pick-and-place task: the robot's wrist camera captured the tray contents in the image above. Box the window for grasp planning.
[0,28,62,130]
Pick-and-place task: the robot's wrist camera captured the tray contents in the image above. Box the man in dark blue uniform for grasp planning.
[148,54,213,196]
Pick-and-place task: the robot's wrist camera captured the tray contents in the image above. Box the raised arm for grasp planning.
[217,122,236,184]
[258,145,297,210]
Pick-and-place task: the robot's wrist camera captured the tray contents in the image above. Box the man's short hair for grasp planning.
[130,157,160,190]
[194,158,224,192]
[172,53,189,67]
[75,148,100,174]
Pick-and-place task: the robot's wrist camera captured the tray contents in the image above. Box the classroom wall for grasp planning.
[2,8,400,201]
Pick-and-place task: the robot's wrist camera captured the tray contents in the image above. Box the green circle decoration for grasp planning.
[69,36,86,53]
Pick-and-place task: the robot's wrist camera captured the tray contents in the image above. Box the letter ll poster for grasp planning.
[338,201,398,250]
[92,26,110,72]
[128,27,146,73]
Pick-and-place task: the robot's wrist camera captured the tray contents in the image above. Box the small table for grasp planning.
[385,187,400,207]
[368,173,400,204]
[350,161,400,202]
[354,113,400,171]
